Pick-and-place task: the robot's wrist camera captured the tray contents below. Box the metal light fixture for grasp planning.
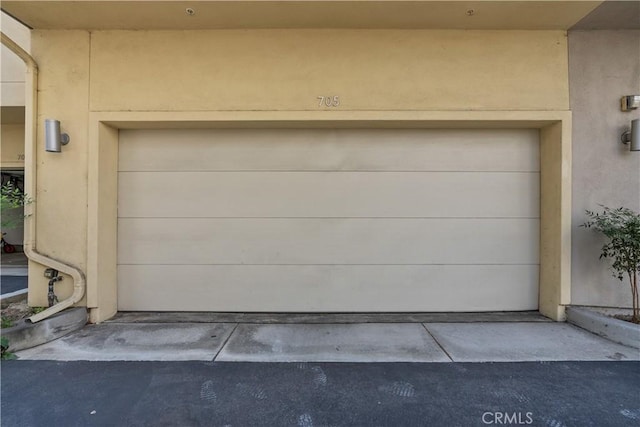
[621,118,640,152]
[44,119,70,153]
[621,95,640,111]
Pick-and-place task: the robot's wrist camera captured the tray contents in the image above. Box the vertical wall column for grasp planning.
[87,121,119,323]
[540,119,572,320]
[28,30,90,307]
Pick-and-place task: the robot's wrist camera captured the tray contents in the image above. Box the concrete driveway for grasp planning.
[15,318,640,362]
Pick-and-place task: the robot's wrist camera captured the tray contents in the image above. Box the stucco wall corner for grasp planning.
[27,30,91,307]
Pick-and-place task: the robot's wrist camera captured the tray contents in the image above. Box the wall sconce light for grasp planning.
[45,119,70,153]
[621,95,640,111]
[621,118,640,152]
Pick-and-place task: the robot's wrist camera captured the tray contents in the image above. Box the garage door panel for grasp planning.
[117,265,539,312]
[119,128,539,173]
[118,128,540,312]
[119,171,539,219]
[118,218,539,265]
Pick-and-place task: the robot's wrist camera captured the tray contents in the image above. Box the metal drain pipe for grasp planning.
[1,32,86,323]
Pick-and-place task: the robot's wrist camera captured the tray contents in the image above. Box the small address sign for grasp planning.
[317,96,340,108]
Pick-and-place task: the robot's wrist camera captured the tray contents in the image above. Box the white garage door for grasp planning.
[117,128,539,312]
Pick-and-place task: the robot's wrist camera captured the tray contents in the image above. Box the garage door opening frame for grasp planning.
[86,110,571,323]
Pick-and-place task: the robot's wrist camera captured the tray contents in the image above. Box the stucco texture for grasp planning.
[89,30,569,112]
[26,29,573,319]
[1,124,25,168]
[28,30,90,307]
[1,12,30,107]
[569,30,640,308]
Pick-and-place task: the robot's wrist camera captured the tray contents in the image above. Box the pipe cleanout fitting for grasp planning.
[44,268,62,307]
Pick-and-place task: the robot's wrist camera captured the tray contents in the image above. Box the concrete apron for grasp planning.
[14,318,640,363]
[567,307,640,349]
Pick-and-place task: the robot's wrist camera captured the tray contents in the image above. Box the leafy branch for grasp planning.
[583,206,640,323]
[1,181,31,230]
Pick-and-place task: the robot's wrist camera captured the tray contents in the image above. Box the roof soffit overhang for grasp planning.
[2,1,605,31]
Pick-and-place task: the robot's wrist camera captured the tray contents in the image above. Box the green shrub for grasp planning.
[1,317,13,329]
[1,181,30,230]
[583,206,640,323]
[1,337,17,360]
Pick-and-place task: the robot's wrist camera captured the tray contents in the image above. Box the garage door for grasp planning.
[117,128,539,312]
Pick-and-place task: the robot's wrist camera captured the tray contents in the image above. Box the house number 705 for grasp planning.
[318,96,340,107]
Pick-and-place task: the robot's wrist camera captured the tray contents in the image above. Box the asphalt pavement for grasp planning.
[0,253,28,299]
[0,275,27,295]
[1,360,639,426]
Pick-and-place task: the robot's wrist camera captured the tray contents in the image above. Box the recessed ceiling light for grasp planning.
[186,8,195,16]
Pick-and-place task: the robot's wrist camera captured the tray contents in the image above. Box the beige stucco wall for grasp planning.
[90,30,569,112]
[0,11,29,254]
[0,125,25,246]
[28,30,90,307]
[1,11,30,107]
[1,124,25,168]
[28,29,572,320]
[569,30,640,308]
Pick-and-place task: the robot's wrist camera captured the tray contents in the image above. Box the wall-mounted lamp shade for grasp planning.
[621,95,640,111]
[45,119,70,153]
[621,119,640,152]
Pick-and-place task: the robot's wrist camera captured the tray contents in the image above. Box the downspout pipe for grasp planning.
[1,32,86,323]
